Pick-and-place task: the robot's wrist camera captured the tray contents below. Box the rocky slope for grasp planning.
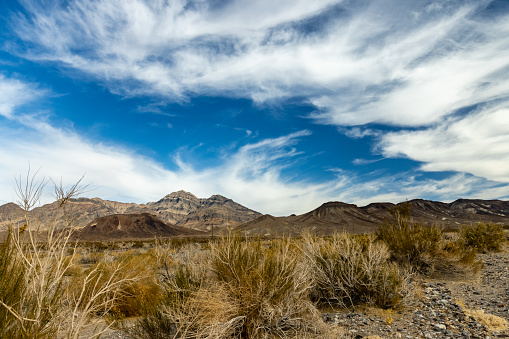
[146,192,260,231]
[237,199,509,236]
[0,190,261,232]
[322,249,509,338]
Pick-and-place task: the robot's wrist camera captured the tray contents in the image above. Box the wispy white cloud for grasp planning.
[379,102,509,183]
[0,75,43,118]
[10,0,508,124]
[9,0,341,100]
[352,158,383,166]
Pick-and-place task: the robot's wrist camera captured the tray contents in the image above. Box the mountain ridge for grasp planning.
[2,194,509,237]
[0,190,262,232]
[237,198,509,236]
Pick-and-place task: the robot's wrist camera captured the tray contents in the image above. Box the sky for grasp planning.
[0,0,509,216]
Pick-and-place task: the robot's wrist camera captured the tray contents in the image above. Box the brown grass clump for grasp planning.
[465,309,508,331]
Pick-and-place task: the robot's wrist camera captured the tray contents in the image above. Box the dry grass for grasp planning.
[133,232,347,338]
[0,172,149,339]
[303,232,406,310]
[465,309,508,331]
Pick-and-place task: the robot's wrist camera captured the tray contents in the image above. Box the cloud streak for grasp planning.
[0,74,43,118]
[380,103,509,183]
[10,1,508,122]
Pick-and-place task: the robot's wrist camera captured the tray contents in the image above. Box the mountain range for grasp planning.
[239,199,509,236]
[1,191,509,239]
[0,190,261,232]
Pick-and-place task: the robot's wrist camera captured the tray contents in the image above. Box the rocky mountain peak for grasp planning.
[0,191,262,233]
[160,190,198,201]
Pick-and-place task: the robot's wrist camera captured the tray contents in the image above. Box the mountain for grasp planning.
[74,213,202,241]
[3,194,509,238]
[237,199,509,237]
[0,202,24,221]
[0,190,262,232]
[145,191,260,231]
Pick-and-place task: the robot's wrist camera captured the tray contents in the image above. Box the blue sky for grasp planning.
[1,0,509,215]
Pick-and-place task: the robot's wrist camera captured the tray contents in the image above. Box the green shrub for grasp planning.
[303,232,405,309]
[459,223,505,253]
[376,202,443,272]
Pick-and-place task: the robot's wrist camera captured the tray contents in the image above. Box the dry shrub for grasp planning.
[377,203,483,279]
[77,248,104,265]
[0,174,85,339]
[133,233,332,338]
[459,222,505,253]
[211,234,314,337]
[68,252,158,320]
[132,243,212,338]
[0,229,27,338]
[303,232,406,310]
[465,309,508,331]
[0,172,149,339]
[376,203,442,273]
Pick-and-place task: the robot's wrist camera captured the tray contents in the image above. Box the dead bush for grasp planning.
[0,172,147,339]
[465,309,508,331]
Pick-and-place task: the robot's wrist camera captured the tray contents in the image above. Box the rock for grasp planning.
[434,323,446,331]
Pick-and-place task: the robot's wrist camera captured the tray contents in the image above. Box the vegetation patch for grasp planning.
[459,222,505,253]
[303,232,405,309]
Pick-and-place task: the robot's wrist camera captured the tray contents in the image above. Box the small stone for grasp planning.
[434,323,446,331]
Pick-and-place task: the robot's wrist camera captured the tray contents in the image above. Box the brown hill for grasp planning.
[0,202,24,222]
[237,199,509,237]
[74,213,202,241]
[0,190,262,232]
